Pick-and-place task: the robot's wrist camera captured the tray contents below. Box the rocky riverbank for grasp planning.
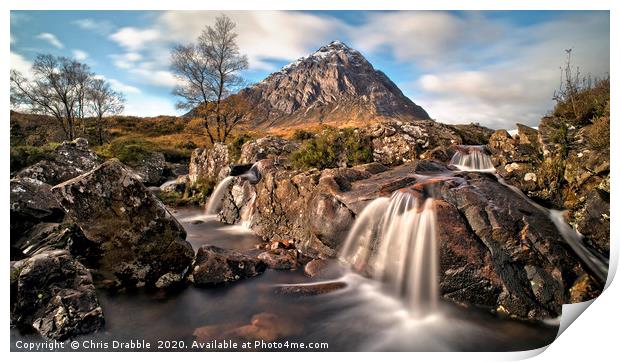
[10,113,608,340]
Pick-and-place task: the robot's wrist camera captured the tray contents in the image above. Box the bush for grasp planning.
[10,143,60,174]
[291,129,315,141]
[586,101,610,151]
[290,127,373,170]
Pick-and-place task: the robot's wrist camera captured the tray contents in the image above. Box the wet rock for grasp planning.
[193,312,302,345]
[11,249,104,340]
[191,245,266,286]
[15,138,101,185]
[238,136,299,164]
[574,189,610,255]
[304,259,329,278]
[188,143,230,185]
[366,120,461,165]
[51,159,194,288]
[438,173,592,318]
[14,222,97,259]
[155,272,185,289]
[132,152,167,186]
[160,175,189,194]
[258,249,298,270]
[273,281,347,296]
[307,193,354,250]
[10,177,64,251]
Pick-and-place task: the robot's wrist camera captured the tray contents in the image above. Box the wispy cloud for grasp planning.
[110,27,160,51]
[73,18,114,35]
[36,32,64,49]
[72,49,88,61]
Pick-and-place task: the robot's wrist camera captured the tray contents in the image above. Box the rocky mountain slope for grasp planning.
[232,41,430,130]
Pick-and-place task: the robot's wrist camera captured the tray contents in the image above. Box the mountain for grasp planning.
[233,41,430,130]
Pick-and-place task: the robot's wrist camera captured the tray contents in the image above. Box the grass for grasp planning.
[10,143,60,174]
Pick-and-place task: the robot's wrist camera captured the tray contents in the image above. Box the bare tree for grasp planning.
[88,78,125,145]
[10,54,94,140]
[170,14,248,143]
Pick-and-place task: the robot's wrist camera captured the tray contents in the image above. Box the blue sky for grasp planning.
[10,10,609,129]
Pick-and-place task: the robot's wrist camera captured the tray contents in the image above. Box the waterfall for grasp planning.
[340,192,439,317]
[450,146,495,172]
[495,175,608,282]
[205,176,235,215]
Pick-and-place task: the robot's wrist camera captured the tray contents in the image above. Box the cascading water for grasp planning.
[449,146,495,172]
[495,176,609,282]
[205,176,235,214]
[339,191,439,318]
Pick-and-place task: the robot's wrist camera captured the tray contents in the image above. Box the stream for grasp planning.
[11,207,558,352]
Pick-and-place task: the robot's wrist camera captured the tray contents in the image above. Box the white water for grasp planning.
[340,192,439,318]
[205,176,235,215]
[450,146,495,172]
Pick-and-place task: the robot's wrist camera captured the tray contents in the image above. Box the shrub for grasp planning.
[291,129,316,141]
[586,101,610,151]
[290,127,373,170]
[10,143,60,174]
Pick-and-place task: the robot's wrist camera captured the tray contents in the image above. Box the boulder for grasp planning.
[257,249,298,270]
[10,177,64,252]
[191,245,266,286]
[437,173,596,319]
[51,159,194,288]
[366,120,461,165]
[11,250,104,340]
[188,143,230,185]
[193,312,303,345]
[15,138,101,185]
[14,222,96,260]
[131,152,167,186]
[238,136,299,164]
[447,123,495,145]
[304,259,329,277]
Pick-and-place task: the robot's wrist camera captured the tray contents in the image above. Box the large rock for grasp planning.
[131,152,167,186]
[366,120,461,165]
[51,159,194,288]
[15,138,101,185]
[188,143,230,184]
[14,222,96,260]
[191,245,266,286]
[447,123,495,145]
[11,250,104,340]
[10,177,64,254]
[436,173,597,318]
[238,136,299,164]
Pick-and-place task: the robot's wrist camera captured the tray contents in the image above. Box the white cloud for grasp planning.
[10,52,33,78]
[123,95,180,117]
[36,32,64,49]
[73,18,114,35]
[72,49,88,61]
[110,27,160,51]
[108,79,141,94]
[402,12,610,129]
[158,11,346,71]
